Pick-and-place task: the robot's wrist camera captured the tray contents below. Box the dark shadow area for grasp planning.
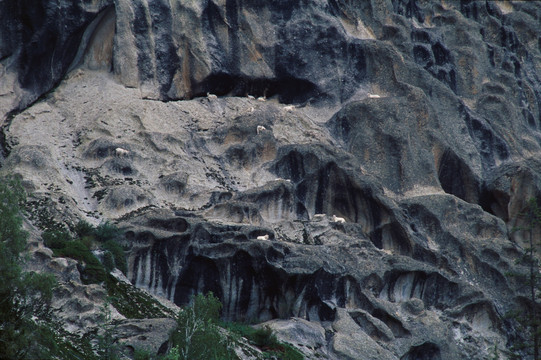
[194,73,319,104]
[401,342,441,360]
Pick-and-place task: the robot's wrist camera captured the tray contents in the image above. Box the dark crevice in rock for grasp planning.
[411,243,438,265]
[272,145,415,253]
[362,273,383,298]
[146,217,189,233]
[411,29,431,44]
[472,256,511,294]
[210,191,233,204]
[295,161,386,227]
[437,149,480,204]
[379,271,460,310]
[173,254,223,305]
[412,44,433,68]
[461,105,510,171]
[401,203,461,274]
[67,5,115,73]
[206,202,264,225]
[225,0,240,74]
[171,252,350,321]
[128,219,378,322]
[133,2,153,84]
[370,308,411,338]
[400,342,441,360]
[447,300,503,333]
[500,25,520,53]
[159,173,188,195]
[349,310,394,342]
[410,28,457,92]
[487,44,496,67]
[479,186,510,221]
[271,147,323,183]
[147,1,180,99]
[459,0,484,20]
[0,112,16,163]
[369,222,412,256]
[391,0,425,24]
[486,1,503,19]
[234,183,297,223]
[15,2,110,108]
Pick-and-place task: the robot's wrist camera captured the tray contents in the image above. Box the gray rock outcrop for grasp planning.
[2,1,541,359]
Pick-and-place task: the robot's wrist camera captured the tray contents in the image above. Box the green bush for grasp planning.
[55,240,106,284]
[42,229,72,249]
[104,275,174,319]
[192,291,222,323]
[54,240,90,261]
[169,292,236,360]
[167,294,304,360]
[74,220,95,238]
[221,321,257,338]
[273,344,304,360]
[44,219,128,282]
[80,263,107,284]
[95,221,122,243]
[251,326,277,348]
[133,347,157,360]
[102,239,128,274]
[102,251,116,273]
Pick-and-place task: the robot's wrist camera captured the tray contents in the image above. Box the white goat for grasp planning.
[207,92,217,99]
[283,105,295,111]
[256,234,269,240]
[313,214,326,220]
[257,125,266,134]
[332,215,346,223]
[247,94,255,100]
[257,96,266,102]
[368,93,381,98]
[115,147,129,156]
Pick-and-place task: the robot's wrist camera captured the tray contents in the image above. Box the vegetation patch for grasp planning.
[42,220,127,284]
[116,204,156,222]
[105,275,175,319]
[25,195,67,232]
[0,176,59,359]
[164,293,304,360]
[50,327,100,360]
[221,322,303,360]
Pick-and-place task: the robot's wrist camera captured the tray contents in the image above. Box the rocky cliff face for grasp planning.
[2,0,541,359]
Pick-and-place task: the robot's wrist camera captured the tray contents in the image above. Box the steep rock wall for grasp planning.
[2,1,541,359]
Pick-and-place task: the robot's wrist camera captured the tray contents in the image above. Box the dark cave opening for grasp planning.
[194,73,318,104]
[401,342,442,360]
[479,186,510,221]
[437,149,480,204]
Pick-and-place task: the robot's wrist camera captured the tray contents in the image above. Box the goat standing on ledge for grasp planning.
[332,215,346,223]
[115,147,129,156]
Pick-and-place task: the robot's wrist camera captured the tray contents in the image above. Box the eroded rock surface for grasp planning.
[2,0,541,359]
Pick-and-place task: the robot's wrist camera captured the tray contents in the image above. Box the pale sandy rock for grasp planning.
[1,1,541,359]
[332,309,397,360]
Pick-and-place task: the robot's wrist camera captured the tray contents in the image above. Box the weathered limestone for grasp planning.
[2,1,541,359]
